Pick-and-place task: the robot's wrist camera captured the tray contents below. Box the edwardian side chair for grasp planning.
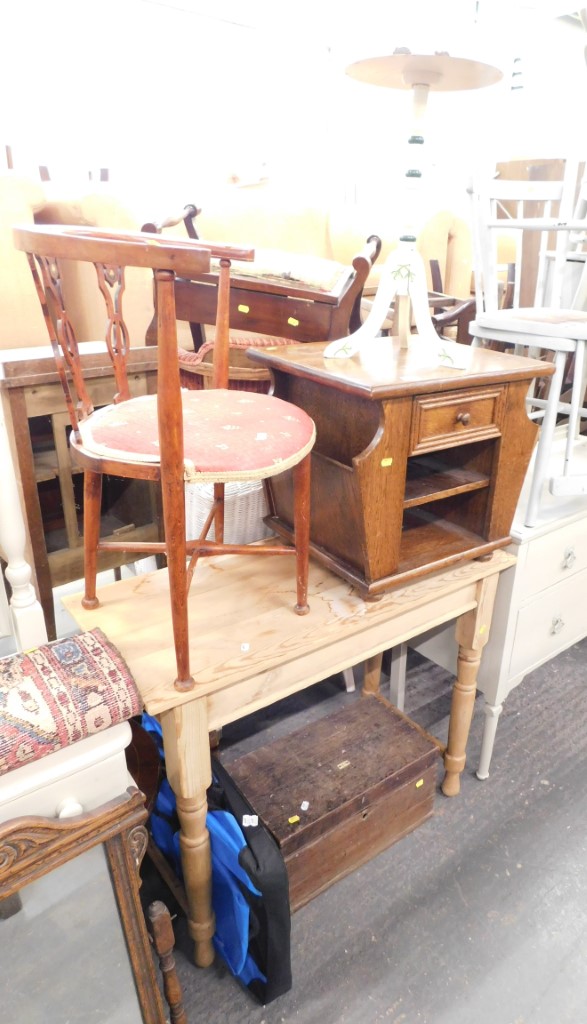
[13,225,315,692]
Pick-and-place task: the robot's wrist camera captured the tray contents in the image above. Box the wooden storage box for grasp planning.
[225,695,441,911]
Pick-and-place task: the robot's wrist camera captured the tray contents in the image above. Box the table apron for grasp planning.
[204,584,479,730]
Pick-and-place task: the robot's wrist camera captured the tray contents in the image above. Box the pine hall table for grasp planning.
[64,546,514,969]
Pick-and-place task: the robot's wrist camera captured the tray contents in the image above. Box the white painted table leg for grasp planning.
[476,701,503,780]
[389,642,408,709]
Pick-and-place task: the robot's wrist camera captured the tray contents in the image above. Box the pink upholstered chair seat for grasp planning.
[79,390,316,482]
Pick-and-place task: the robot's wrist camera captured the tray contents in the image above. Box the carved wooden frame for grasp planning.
[0,787,165,1024]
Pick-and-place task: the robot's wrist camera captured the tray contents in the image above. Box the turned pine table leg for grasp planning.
[362,652,384,695]
[442,573,499,797]
[160,701,216,967]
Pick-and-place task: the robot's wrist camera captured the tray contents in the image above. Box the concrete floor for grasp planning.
[147,636,587,1024]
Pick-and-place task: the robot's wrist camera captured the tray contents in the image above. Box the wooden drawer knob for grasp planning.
[456,411,471,426]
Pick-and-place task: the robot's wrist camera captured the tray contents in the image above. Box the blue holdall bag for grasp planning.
[142,713,292,1004]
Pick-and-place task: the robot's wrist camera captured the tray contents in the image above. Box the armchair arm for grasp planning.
[428,257,476,344]
[431,299,476,344]
[348,235,382,332]
[142,204,200,239]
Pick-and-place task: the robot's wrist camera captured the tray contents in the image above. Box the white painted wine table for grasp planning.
[63,547,514,968]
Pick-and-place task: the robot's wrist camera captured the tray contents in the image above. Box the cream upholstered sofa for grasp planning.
[0,174,155,351]
[1,174,473,352]
[175,181,473,296]
[150,185,474,350]
[0,174,49,348]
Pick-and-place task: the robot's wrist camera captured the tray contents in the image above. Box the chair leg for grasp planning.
[563,341,586,475]
[388,641,408,709]
[162,476,194,691]
[81,470,102,610]
[293,454,311,615]
[524,351,567,527]
[156,268,194,691]
[147,900,188,1024]
[213,482,225,542]
[342,666,356,692]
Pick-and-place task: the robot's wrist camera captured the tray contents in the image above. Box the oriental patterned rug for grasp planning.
[0,628,142,776]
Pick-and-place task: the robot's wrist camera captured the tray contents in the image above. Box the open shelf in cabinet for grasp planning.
[398,504,502,577]
[404,455,490,509]
[405,439,495,509]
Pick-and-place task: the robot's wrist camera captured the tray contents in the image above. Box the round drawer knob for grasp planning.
[456,411,471,426]
[550,616,565,636]
[56,797,84,819]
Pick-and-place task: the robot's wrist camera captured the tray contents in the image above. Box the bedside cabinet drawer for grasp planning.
[518,515,587,600]
[410,386,505,454]
[0,723,133,824]
[510,566,587,678]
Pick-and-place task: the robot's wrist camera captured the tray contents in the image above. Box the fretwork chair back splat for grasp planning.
[469,170,587,526]
[13,225,315,691]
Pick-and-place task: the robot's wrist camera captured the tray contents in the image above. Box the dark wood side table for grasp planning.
[0,343,159,639]
[248,340,554,596]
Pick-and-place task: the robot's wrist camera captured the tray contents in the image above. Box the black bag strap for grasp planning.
[210,756,292,1002]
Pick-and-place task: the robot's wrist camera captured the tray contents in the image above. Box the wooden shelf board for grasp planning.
[34,450,84,483]
[404,465,489,509]
[398,512,491,574]
[33,451,60,482]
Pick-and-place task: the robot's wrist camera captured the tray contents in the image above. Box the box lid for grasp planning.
[225,695,440,855]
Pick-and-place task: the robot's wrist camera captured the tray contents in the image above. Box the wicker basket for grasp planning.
[185,480,273,545]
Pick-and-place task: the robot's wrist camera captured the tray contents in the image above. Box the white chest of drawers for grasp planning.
[406,438,587,777]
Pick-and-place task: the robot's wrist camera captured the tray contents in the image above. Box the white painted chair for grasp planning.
[468,169,587,527]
